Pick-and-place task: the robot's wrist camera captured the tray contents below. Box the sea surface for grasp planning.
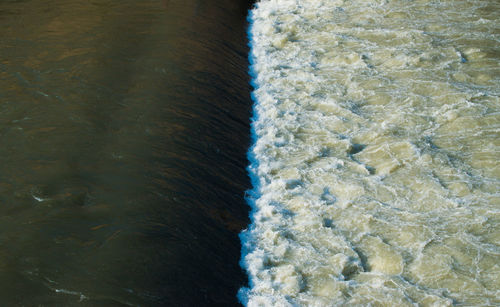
[0,0,253,305]
[240,0,499,306]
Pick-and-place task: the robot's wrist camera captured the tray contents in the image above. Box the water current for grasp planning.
[240,0,499,306]
[0,0,253,305]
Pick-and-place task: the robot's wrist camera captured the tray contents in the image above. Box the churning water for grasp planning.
[240,0,499,305]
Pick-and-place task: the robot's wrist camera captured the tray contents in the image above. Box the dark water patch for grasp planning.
[0,0,253,305]
[347,143,366,155]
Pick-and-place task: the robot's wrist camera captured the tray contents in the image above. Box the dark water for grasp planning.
[0,0,253,305]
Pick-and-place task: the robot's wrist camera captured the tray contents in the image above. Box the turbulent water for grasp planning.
[240,0,499,305]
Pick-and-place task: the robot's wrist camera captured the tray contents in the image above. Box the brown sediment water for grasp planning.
[0,0,253,305]
[241,0,499,305]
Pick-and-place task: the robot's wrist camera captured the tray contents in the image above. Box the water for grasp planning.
[0,0,253,305]
[240,0,499,305]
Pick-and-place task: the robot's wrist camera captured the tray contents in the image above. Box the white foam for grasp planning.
[240,0,500,305]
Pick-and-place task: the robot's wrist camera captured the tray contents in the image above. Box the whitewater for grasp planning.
[239,0,499,306]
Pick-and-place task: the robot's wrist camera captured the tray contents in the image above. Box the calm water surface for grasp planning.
[0,0,252,305]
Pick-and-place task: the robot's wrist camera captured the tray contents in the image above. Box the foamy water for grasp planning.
[240,0,499,305]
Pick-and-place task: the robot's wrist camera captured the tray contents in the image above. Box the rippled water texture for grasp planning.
[241,0,499,305]
[0,0,253,305]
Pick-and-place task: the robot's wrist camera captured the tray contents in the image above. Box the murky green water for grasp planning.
[0,0,252,305]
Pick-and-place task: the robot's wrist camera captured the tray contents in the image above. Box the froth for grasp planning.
[241,0,500,305]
